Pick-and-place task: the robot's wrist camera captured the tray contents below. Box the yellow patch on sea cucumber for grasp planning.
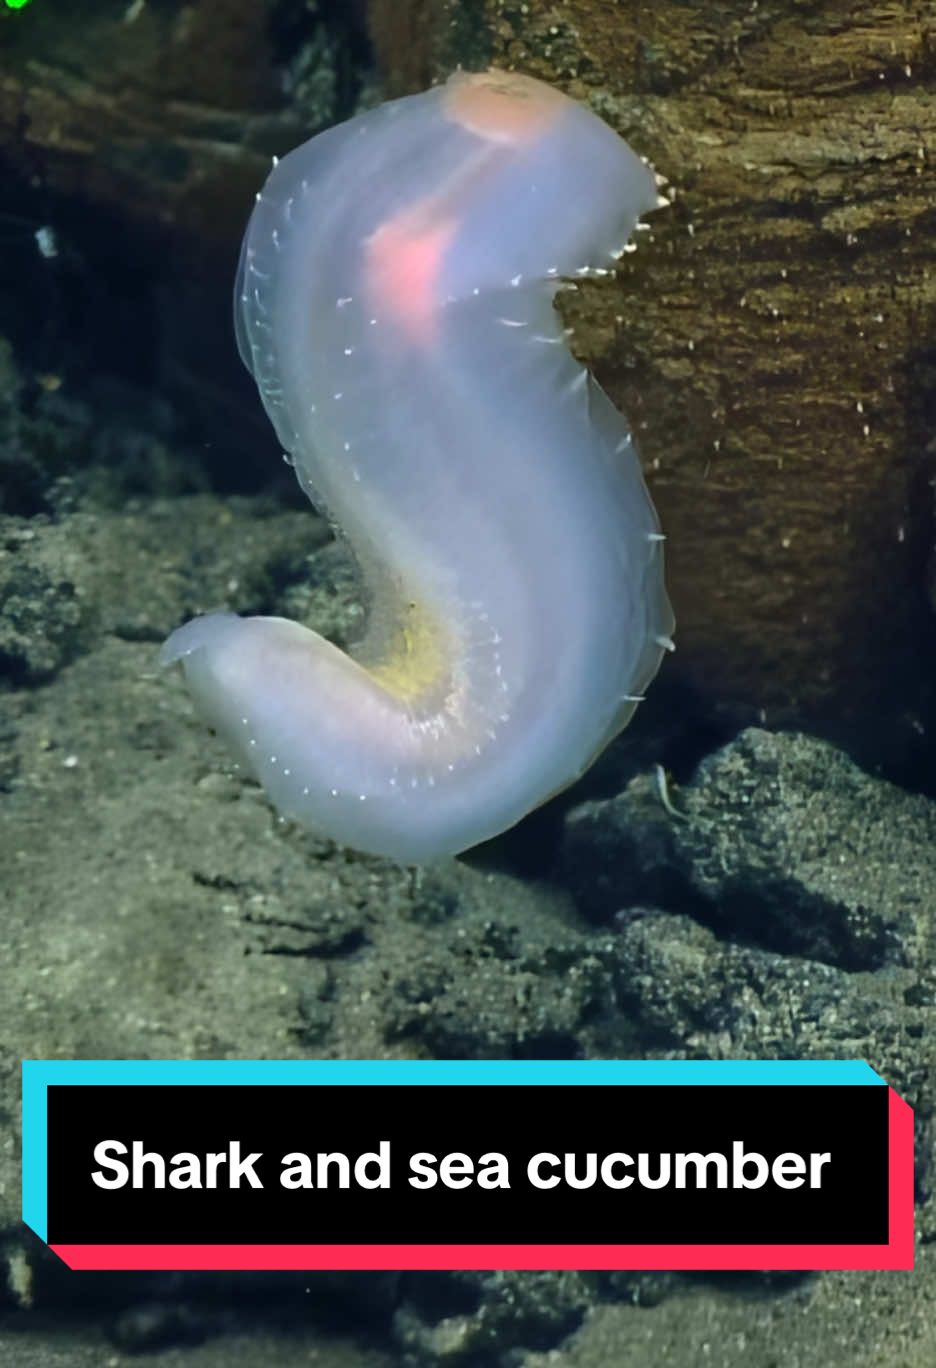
[368,600,449,702]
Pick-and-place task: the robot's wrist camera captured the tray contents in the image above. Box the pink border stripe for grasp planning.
[886,1088,915,1267]
[49,1240,911,1271]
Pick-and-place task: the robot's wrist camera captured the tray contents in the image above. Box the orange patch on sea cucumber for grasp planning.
[366,216,454,343]
[444,69,568,146]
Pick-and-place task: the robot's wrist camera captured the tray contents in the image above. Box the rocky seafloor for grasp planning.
[0,345,933,1367]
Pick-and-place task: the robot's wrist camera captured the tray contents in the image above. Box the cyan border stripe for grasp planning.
[22,1061,49,1242]
[24,1059,882,1087]
[21,1059,882,1242]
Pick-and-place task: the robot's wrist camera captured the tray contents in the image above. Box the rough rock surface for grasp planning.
[562,727,936,969]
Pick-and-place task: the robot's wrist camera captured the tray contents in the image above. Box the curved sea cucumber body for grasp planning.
[162,70,674,862]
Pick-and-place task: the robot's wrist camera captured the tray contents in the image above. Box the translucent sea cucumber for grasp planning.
[162,70,674,862]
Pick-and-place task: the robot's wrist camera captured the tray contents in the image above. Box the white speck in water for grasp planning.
[35,227,58,259]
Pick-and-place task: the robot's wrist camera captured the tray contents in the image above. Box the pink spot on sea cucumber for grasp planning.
[365,216,455,344]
